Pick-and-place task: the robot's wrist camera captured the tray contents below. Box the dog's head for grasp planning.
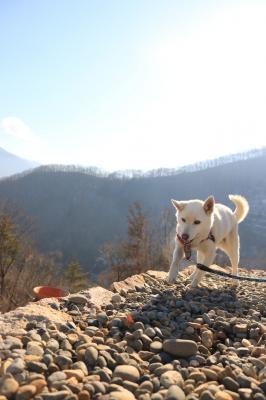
[171,196,214,243]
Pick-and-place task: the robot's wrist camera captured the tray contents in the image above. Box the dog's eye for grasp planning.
[181,218,186,223]
[194,220,201,225]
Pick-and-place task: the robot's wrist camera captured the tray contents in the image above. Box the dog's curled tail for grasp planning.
[229,195,249,223]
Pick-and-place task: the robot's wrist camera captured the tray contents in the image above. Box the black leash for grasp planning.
[196,263,266,282]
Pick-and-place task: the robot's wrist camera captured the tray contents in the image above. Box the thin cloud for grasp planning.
[0,117,39,143]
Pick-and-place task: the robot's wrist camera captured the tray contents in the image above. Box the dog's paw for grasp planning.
[231,281,240,289]
[165,275,176,284]
[189,280,199,288]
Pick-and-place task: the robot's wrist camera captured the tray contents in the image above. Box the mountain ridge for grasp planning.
[0,146,39,178]
[1,146,265,182]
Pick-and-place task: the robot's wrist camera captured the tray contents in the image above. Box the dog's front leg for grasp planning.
[190,242,216,287]
[166,244,184,283]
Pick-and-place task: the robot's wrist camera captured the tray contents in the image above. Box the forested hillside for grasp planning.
[0,149,266,275]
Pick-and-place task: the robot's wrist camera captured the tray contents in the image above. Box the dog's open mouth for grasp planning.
[177,233,201,260]
[177,234,194,260]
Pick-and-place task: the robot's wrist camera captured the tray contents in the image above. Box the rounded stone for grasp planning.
[259,380,266,394]
[5,336,23,350]
[15,385,36,400]
[165,385,186,400]
[7,358,25,374]
[150,341,163,353]
[96,312,108,322]
[47,371,67,385]
[46,338,60,352]
[113,365,140,383]
[214,392,233,400]
[112,294,122,304]
[78,391,90,400]
[68,294,89,304]
[30,379,47,394]
[38,391,71,399]
[201,330,213,348]
[163,339,198,357]
[222,377,239,392]
[189,371,206,382]
[160,371,184,388]
[0,377,19,398]
[55,355,73,370]
[72,361,88,375]
[109,390,136,400]
[64,369,85,381]
[26,342,44,356]
[140,380,154,392]
[84,347,98,366]
[26,361,48,373]
[200,391,215,400]
[145,327,156,338]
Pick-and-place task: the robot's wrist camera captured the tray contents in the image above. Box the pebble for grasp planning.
[214,392,233,400]
[4,336,23,350]
[108,390,136,400]
[150,341,163,352]
[222,377,240,392]
[46,338,60,352]
[259,380,266,394]
[1,266,266,400]
[201,330,214,348]
[30,379,47,394]
[26,342,44,356]
[26,361,48,373]
[112,294,122,304]
[200,391,215,400]
[160,370,184,388]
[165,385,186,400]
[113,365,140,382]
[84,347,98,366]
[15,384,36,400]
[6,358,25,374]
[163,339,198,357]
[47,371,67,385]
[145,327,156,338]
[55,355,73,370]
[38,391,71,400]
[0,377,19,398]
[68,294,89,304]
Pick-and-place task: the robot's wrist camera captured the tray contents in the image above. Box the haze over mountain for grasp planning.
[0,147,266,276]
[0,147,39,178]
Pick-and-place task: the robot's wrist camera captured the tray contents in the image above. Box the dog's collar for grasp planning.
[176,230,215,260]
[207,230,215,243]
[204,230,215,243]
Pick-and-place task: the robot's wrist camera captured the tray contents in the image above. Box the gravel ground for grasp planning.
[0,267,266,400]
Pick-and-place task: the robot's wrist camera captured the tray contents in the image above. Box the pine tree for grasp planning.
[64,259,89,293]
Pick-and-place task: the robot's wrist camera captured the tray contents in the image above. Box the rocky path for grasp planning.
[0,267,266,400]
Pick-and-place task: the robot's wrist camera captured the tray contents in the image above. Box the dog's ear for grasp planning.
[171,199,185,211]
[203,196,215,214]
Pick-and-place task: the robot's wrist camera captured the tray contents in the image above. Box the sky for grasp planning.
[0,0,266,171]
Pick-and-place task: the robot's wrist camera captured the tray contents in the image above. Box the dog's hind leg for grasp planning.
[190,242,216,287]
[166,244,184,283]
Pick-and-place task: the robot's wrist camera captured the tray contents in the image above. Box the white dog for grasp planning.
[166,195,249,287]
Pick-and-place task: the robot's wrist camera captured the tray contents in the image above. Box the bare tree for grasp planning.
[98,202,174,287]
[0,205,63,312]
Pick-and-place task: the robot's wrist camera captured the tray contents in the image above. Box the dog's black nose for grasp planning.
[182,233,189,241]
